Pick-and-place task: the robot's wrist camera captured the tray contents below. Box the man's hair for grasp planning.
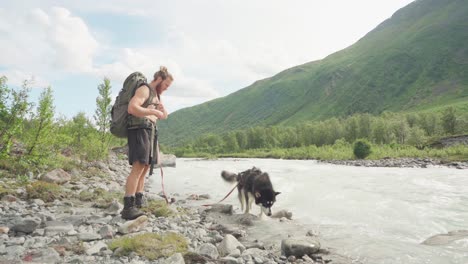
[154,66,174,81]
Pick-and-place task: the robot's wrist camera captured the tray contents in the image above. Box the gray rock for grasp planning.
[271,210,292,220]
[86,241,108,255]
[196,243,219,259]
[164,252,185,264]
[118,215,148,234]
[23,247,61,263]
[220,256,239,264]
[4,245,25,257]
[11,217,41,234]
[218,234,246,257]
[78,233,101,242]
[40,168,72,184]
[104,200,123,216]
[99,225,114,239]
[5,236,25,246]
[206,204,233,214]
[281,238,320,257]
[44,221,75,235]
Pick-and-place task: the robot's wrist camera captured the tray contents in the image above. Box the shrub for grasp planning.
[353,139,372,159]
[26,181,63,202]
[141,200,174,217]
[109,232,188,260]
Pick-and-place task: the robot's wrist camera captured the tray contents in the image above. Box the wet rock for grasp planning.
[281,237,320,257]
[40,168,71,184]
[422,230,468,245]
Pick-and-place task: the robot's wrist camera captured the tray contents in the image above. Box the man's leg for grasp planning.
[125,162,147,195]
[121,161,146,220]
[135,165,149,208]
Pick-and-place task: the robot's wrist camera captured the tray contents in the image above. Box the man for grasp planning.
[120,66,173,220]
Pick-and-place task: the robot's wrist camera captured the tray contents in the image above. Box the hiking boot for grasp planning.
[135,192,146,208]
[120,196,145,220]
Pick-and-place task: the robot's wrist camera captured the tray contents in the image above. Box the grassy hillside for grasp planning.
[159,0,468,146]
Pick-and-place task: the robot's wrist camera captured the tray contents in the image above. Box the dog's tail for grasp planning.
[221,170,237,183]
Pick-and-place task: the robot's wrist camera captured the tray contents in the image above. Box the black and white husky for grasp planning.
[221,167,280,217]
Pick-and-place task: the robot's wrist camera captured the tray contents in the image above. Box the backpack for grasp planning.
[110,72,151,138]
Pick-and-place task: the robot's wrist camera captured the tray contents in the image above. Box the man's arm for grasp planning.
[128,85,164,119]
[157,101,169,120]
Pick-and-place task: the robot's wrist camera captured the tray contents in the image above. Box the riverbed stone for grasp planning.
[40,168,71,184]
[196,243,219,259]
[117,215,148,234]
[206,204,233,214]
[218,234,246,257]
[281,237,320,257]
[164,252,185,264]
[11,216,41,234]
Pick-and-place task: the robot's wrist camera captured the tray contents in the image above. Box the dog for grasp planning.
[221,167,280,217]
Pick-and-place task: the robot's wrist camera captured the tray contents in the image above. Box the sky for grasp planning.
[0,0,415,119]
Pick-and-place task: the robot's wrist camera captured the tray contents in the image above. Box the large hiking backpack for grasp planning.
[110,72,148,138]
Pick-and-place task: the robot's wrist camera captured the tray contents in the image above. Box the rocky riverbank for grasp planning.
[321,157,468,169]
[0,152,354,264]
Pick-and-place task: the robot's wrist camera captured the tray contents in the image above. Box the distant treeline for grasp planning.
[168,108,468,157]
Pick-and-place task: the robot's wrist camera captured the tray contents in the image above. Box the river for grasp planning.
[150,158,468,264]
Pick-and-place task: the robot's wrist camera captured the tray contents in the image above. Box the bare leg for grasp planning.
[125,161,146,196]
[136,165,149,193]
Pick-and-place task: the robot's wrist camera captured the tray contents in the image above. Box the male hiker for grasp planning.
[121,66,173,220]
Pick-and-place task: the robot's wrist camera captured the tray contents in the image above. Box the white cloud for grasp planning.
[0,6,98,81]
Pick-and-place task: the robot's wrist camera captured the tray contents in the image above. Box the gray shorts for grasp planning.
[127,128,157,165]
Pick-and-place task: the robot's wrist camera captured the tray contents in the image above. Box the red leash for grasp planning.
[202,183,238,207]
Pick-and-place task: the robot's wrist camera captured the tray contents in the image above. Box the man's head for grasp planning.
[151,66,173,95]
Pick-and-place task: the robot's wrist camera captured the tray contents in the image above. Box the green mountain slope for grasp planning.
[159,0,468,146]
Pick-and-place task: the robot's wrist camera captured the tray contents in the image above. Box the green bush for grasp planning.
[26,181,63,202]
[353,139,372,159]
[109,232,188,260]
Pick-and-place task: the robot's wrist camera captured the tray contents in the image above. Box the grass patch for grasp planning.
[74,187,124,208]
[26,181,64,202]
[109,232,188,260]
[141,200,175,217]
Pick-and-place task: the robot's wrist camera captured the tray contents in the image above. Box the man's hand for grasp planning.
[145,104,158,123]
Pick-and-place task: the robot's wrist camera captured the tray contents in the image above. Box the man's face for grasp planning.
[157,79,172,93]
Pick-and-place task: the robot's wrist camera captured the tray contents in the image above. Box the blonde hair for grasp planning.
[153,66,173,81]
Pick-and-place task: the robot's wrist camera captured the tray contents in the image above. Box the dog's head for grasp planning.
[254,190,281,216]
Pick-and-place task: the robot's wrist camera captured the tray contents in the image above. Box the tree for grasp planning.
[0,78,32,157]
[26,86,55,157]
[94,78,113,154]
[442,107,457,135]
[353,139,372,159]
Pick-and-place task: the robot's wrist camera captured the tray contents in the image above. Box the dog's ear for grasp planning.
[255,192,261,198]
[275,192,281,196]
